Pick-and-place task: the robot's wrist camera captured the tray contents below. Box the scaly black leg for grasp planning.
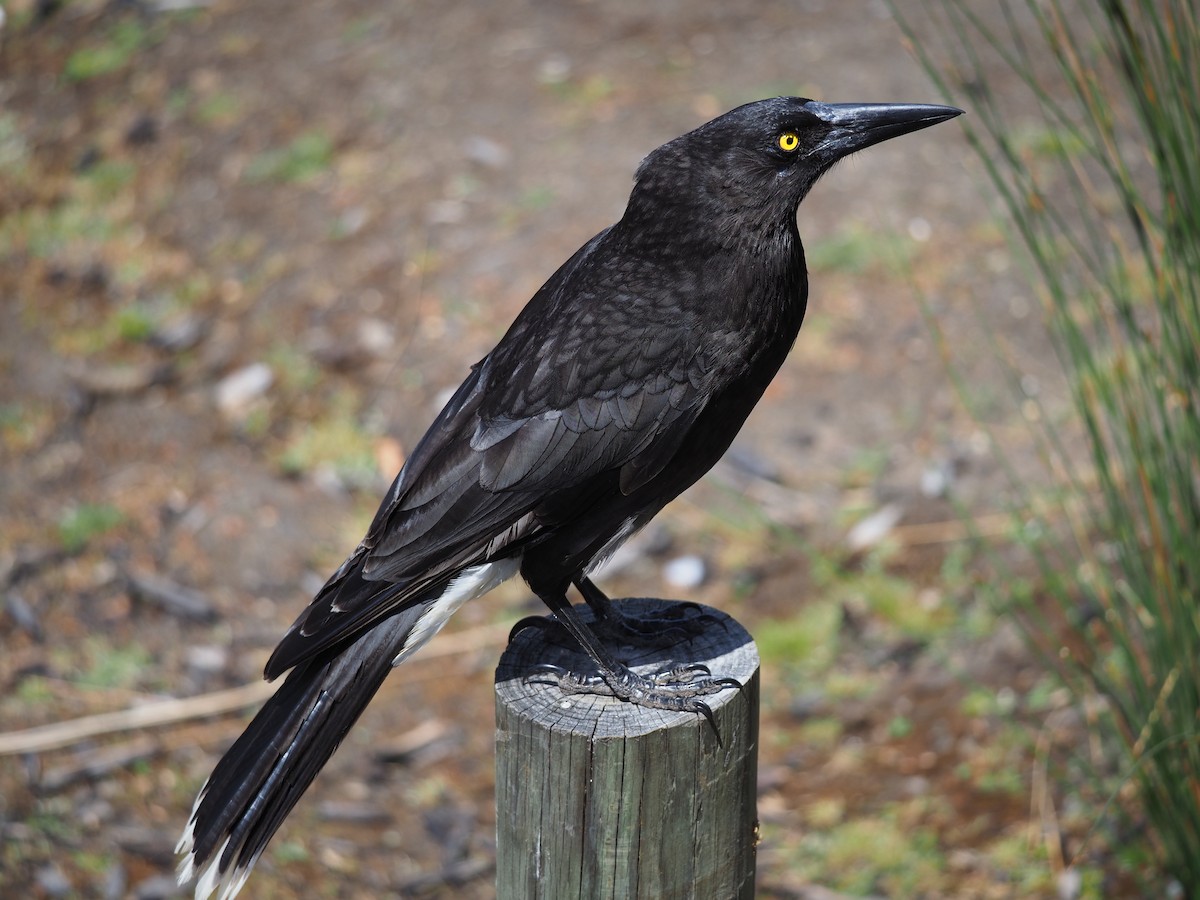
[574,576,714,647]
[507,578,712,648]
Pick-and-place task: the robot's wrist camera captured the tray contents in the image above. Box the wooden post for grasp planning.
[495,597,759,899]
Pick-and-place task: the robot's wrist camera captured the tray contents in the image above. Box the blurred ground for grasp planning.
[0,1,1151,897]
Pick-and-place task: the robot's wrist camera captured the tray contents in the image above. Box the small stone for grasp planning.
[426,198,465,225]
[845,503,903,551]
[336,205,369,237]
[102,862,127,900]
[185,644,229,673]
[1056,867,1082,900]
[215,363,273,415]
[463,135,510,169]
[994,685,1017,715]
[920,460,954,498]
[311,462,348,495]
[538,54,571,85]
[36,865,71,898]
[5,593,41,638]
[662,555,707,590]
[77,798,115,828]
[907,216,932,241]
[356,318,394,355]
[150,313,207,352]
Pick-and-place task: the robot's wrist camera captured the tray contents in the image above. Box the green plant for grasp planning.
[196,91,243,126]
[813,812,946,895]
[246,131,334,184]
[80,638,153,689]
[276,406,380,492]
[111,304,156,342]
[57,503,124,552]
[81,159,136,202]
[63,19,154,82]
[899,0,1200,888]
[754,597,841,673]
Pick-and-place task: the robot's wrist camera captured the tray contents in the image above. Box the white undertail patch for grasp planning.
[392,557,522,666]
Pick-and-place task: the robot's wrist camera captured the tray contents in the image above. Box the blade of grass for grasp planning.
[896,0,1200,888]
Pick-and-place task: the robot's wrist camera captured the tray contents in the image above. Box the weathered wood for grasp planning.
[495,597,759,900]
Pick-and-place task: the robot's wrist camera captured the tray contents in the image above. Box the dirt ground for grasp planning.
[0,1,1154,897]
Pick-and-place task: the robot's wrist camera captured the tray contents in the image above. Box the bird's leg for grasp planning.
[574,576,713,648]
[507,577,712,649]
[524,590,740,724]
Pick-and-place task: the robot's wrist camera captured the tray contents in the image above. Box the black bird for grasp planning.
[177,96,962,898]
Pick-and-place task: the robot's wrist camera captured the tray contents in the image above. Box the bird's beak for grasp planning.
[804,101,963,162]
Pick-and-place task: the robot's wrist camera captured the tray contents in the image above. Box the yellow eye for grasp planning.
[777,131,799,152]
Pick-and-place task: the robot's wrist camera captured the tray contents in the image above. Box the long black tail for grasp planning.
[175,607,422,899]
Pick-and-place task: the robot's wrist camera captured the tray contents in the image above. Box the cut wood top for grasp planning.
[495,597,758,740]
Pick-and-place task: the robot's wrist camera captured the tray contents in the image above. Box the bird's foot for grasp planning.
[526,661,741,727]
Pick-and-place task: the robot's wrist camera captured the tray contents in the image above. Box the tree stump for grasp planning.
[495,597,759,899]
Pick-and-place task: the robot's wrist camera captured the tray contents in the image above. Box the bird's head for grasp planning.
[630,96,963,231]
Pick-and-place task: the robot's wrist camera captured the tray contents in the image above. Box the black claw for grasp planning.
[524,661,568,683]
[652,663,711,686]
[693,700,721,742]
[508,615,552,643]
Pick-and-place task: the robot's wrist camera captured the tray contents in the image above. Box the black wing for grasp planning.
[265,229,731,677]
